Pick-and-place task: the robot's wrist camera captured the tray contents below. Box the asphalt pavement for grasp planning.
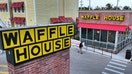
[70,46,111,74]
[1,44,132,74]
[0,52,8,74]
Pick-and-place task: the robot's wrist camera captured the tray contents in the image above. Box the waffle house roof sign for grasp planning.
[0,23,74,65]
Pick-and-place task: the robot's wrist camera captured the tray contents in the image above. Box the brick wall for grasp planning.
[8,49,70,74]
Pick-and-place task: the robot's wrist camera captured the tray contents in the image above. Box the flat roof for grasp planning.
[79,10,132,12]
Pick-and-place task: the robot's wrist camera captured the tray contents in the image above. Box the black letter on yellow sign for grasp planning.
[16,48,27,61]
[38,29,45,40]
[64,38,69,47]
[43,41,53,55]
[29,43,42,59]
[23,31,33,43]
[68,26,73,34]
[31,46,40,56]
[63,37,70,49]
[44,43,51,52]
[54,39,62,52]
[4,32,18,46]
[55,40,61,49]
[67,25,74,36]
[60,27,65,36]
[50,27,56,38]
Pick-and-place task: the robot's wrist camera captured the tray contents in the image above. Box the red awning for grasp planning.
[0,3,7,9]
[11,2,24,8]
[66,18,73,22]
[59,16,66,22]
[78,23,127,32]
[129,26,132,30]
[16,17,25,24]
[11,17,25,24]
[50,18,61,24]
[50,16,74,24]
[0,4,2,9]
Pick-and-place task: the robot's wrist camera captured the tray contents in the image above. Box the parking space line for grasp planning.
[107,64,125,70]
[0,64,8,68]
[105,68,124,74]
[0,71,8,74]
[112,59,127,64]
[109,62,127,67]
[102,71,109,74]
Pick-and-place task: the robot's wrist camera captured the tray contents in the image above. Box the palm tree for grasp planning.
[123,6,131,10]
[94,6,101,10]
[106,3,113,10]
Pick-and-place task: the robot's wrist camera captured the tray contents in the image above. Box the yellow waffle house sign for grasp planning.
[0,23,74,65]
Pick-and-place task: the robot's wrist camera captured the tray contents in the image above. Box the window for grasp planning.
[3,9,5,12]
[22,4,24,13]
[87,29,93,40]
[101,30,107,42]
[94,29,100,41]
[18,8,20,13]
[0,4,8,12]
[14,8,17,13]
[12,2,25,13]
[108,31,116,43]
[81,28,86,38]
[118,32,122,43]
[5,4,8,12]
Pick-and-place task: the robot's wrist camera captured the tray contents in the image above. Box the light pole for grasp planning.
[88,0,91,10]
[80,0,83,10]
[116,0,120,10]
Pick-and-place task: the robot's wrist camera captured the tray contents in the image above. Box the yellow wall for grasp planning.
[65,0,78,20]
[36,0,58,24]
[0,0,78,26]
[36,0,78,24]
[25,0,35,26]
[59,0,64,16]
[0,0,11,25]
[11,0,26,26]
[11,0,35,26]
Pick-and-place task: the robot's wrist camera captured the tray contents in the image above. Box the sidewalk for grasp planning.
[71,39,132,62]
[83,43,132,62]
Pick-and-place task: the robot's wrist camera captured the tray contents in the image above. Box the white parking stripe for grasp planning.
[105,68,124,74]
[109,62,127,67]
[102,72,109,74]
[107,64,125,70]
[112,59,127,64]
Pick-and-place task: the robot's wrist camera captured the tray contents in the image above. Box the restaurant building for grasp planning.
[78,11,132,53]
[0,0,11,27]
[0,0,78,27]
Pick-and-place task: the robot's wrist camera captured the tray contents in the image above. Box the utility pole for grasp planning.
[80,0,83,10]
[88,0,91,10]
[116,0,119,10]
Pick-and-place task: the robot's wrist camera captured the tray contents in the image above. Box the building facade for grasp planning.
[0,0,11,27]
[0,0,78,27]
[78,11,132,53]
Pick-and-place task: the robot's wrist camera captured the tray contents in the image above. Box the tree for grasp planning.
[105,3,113,10]
[101,7,106,10]
[113,6,121,10]
[87,6,93,10]
[94,6,101,10]
[123,6,131,10]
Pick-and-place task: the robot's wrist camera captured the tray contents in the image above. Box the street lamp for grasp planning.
[116,0,120,10]
[80,0,83,10]
[88,0,91,10]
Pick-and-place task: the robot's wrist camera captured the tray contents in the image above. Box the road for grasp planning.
[0,45,132,74]
[0,52,8,74]
[70,46,111,74]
